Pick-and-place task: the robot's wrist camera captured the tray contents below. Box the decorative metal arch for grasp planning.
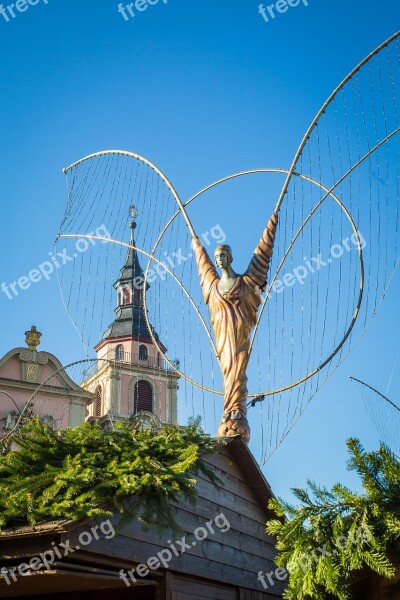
[251,128,400,386]
[144,168,364,398]
[275,31,400,212]
[63,150,196,236]
[59,152,366,397]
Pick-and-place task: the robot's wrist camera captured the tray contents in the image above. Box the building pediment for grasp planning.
[0,348,91,397]
[0,331,94,438]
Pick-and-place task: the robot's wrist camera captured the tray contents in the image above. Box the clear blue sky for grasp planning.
[0,0,399,500]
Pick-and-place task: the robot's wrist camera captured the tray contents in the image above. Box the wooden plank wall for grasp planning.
[170,573,283,599]
[66,443,285,597]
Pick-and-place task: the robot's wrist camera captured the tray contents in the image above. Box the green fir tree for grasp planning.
[267,439,400,599]
[0,417,217,533]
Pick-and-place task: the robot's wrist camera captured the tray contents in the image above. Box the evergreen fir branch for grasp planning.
[267,438,400,599]
[0,417,216,532]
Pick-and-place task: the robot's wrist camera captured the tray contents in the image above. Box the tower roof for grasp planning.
[99,210,160,345]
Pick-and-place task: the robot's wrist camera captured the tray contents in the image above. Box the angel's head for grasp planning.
[214,245,233,269]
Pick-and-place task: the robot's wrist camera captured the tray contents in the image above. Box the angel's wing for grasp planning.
[57,151,205,355]
[246,32,400,461]
[56,150,224,434]
[350,376,400,454]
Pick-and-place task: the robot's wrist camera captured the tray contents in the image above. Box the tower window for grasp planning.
[133,287,141,306]
[123,287,131,305]
[118,290,122,305]
[134,380,153,413]
[139,344,148,361]
[115,344,124,361]
[95,385,102,417]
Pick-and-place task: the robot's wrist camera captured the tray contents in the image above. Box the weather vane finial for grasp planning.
[128,205,138,232]
[129,205,138,220]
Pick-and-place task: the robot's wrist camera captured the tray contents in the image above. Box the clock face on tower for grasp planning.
[130,410,161,432]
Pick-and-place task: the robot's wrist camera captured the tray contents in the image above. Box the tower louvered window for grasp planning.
[134,380,153,413]
[95,385,102,417]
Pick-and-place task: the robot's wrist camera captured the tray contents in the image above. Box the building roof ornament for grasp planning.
[25,326,42,352]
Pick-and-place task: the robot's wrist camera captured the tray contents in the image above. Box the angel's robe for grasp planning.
[192,213,278,420]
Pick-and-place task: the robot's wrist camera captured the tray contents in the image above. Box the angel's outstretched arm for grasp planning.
[192,236,219,305]
[245,213,279,290]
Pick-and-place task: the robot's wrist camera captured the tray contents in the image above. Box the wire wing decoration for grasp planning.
[350,376,400,455]
[55,32,400,463]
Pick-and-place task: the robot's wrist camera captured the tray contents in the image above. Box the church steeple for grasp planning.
[99,206,158,344]
[87,207,179,428]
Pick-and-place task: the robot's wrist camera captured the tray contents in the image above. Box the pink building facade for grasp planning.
[0,326,92,440]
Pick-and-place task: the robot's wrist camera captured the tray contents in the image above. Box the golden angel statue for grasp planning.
[192,213,278,443]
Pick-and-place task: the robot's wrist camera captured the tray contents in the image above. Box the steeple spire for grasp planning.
[129,204,138,242]
[99,207,158,343]
[90,207,178,427]
[116,205,145,289]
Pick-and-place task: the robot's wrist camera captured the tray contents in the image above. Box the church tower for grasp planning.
[83,207,179,428]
